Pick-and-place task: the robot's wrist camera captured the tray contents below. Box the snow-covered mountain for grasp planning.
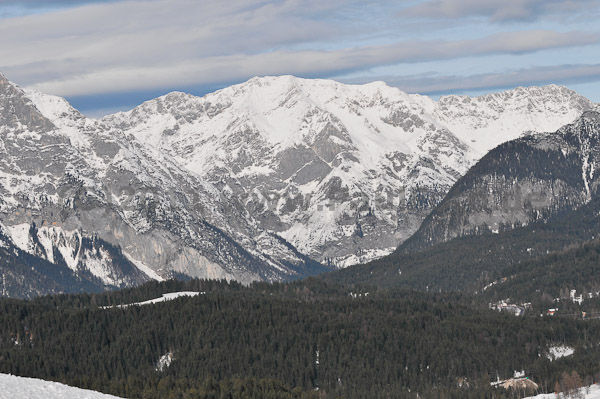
[0,73,328,297]
[1,71,595,296]
[104,76,594,266]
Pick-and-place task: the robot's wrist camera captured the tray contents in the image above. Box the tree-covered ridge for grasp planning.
[327,188,600,295]
[482,238,600,307]
[2,279,600,399]
[401,111,600,253]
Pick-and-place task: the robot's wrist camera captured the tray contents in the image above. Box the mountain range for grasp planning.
[104,77,593,267]
[329,110,600,297]
[0,71,597,297]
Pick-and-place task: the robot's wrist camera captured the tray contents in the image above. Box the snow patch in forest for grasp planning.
[104,292,202,308]
[547,345,575,361]
[155,352,174,372]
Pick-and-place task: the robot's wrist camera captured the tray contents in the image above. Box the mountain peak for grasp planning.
[0,73,55,133]
[438,84,586,104]
[98,75,596,267]
[161,90,195,101]
[232,75,406,100]
[0,71,14,93]
[246,74,299,85]
[506,84,585,100]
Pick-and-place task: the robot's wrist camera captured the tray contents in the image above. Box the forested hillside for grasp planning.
[2,279,600,399]
[327,189,600,296]
[482,238,600,307]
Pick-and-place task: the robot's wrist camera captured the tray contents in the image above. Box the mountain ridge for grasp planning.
[325,110,600,294]
[103,75,595,266]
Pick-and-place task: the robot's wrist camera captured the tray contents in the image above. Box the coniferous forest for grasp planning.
[2,278,600,399]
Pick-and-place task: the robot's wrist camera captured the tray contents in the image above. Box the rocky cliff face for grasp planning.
[0,220,120,298]
[104,76,594,266]
[403,110,600,251]
[0,73,328,297]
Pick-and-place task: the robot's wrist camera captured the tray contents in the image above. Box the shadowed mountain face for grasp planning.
[402,110,600,252]
[0,220,145,298]
[103,76,594,267]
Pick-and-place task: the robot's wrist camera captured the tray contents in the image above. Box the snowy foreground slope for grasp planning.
[0,374,124,399]
[525,384,600,398]
[3,366,598,399]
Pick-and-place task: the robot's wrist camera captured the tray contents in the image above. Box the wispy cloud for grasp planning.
[400,0,597,23]
[344,64,600,95]
[0,0,343,85]
[0,0,116,6]
[1,0,599,112]
[0,0,122,18]
[4,15,597,96]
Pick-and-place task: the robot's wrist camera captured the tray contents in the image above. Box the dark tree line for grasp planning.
[2,279,600,398]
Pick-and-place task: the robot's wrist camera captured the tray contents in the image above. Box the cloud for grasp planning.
[0,0,599,99]
[343,63,600,95]
[5,25,598,97]
[0,0,122,17]
[0,0,343,72]
[0,0,104,4]
[400,0,598,23]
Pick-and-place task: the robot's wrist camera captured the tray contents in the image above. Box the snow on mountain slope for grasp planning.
[0,221,9,247]
[2,71,593,285]
[0,219,113,298]
[105,76,594,266]
[1,73,327,295]
[0,374,124,399]
[434,85,592,157]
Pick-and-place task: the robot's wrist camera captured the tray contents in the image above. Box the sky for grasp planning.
[1,0,600,117]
